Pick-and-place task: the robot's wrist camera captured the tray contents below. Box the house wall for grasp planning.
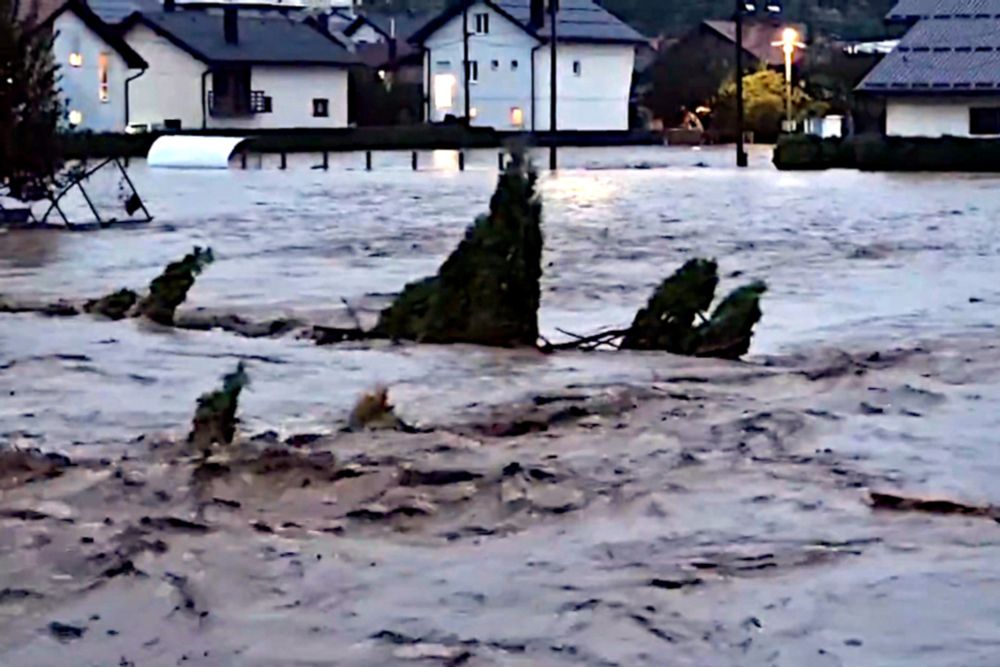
[425,2,535,130]
[124,24,349,129]
[422,1,637,131]
[52,11,131,131]
[887,97,1000,138]
[534,42,635,131]
[124,23,206,129]
[215,66,349,129]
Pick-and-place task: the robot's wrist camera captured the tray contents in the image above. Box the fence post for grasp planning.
[411,151,418,171]
[498,152,504,170]
[279,152,287,170]
[458,150,465,171]
[322,151,329,170]
[241,151,247,170]
[366,151,372,171]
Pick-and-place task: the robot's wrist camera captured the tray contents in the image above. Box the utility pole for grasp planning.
[735,1,782,168]
[549,0,558,170]
[735,0,747,168]
[463,3,471,125]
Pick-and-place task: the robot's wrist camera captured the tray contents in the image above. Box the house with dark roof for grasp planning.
[119,7,358,130]
[858,0,1000,137]
[18,0,147,131]
[697,19,807,69]
[409,0,647,131]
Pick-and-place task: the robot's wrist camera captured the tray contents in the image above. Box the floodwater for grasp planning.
[2,146,1000,666]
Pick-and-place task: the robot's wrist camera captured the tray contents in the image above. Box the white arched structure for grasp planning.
[147,136,249,169]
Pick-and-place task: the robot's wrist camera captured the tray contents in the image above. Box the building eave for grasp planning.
[40,0,148,68]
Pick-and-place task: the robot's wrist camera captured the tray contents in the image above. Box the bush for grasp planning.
[714,69,827,143]
[774,134,1000,172]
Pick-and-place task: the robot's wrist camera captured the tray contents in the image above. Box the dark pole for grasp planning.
[463,4,471,125]
[549,0,558,170]
[735,0,748,168]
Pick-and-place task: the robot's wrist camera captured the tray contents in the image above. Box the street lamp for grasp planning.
[734,0,781,168]
[772,27,805,128]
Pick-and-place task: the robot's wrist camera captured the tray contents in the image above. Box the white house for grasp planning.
[27,0,148,131]
[858,0,1000,138]
[118,8,357,130]
[410,0,646,132]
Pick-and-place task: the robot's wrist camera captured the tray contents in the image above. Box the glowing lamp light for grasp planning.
[469,107,478,119]
[69,52,83,67]
[68,110,83,126]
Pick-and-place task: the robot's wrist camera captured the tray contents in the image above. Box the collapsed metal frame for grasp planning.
[2,157,153,231]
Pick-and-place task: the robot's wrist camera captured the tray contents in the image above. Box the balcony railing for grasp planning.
[208,90,272,117]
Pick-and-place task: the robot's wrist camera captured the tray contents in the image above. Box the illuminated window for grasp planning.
[68,110,83,126]
[98,53,109,102]
[69,52,83,67]
[433,73,456,111]
[510,106,524,128]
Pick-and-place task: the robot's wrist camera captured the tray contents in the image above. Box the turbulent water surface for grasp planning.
[1,146,999,666]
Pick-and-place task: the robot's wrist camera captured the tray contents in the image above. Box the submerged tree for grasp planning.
[0,0,62,201]
[188,362,249,456]
[373,150,543,347]
[136,247,214,325]
[622,259,766,360]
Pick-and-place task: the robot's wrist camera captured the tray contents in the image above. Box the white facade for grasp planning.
[886,97,1000,138]
[123,23,349,130]
[423,2,636,131]
[124,24,203,129]
[52,11,135,131]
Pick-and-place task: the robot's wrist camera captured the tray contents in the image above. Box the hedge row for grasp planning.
[774,133,1000,172]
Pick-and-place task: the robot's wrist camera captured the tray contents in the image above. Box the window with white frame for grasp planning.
[474,12,489,33]
[468,60,479,83]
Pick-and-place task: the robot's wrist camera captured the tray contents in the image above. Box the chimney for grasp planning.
[530,0,544,28]
[163,0,175,11]
[223,7,238,45]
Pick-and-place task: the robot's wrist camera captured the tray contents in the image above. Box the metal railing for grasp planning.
[208,90,272,116]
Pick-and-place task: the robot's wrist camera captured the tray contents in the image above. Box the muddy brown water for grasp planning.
[1,147,999,666]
